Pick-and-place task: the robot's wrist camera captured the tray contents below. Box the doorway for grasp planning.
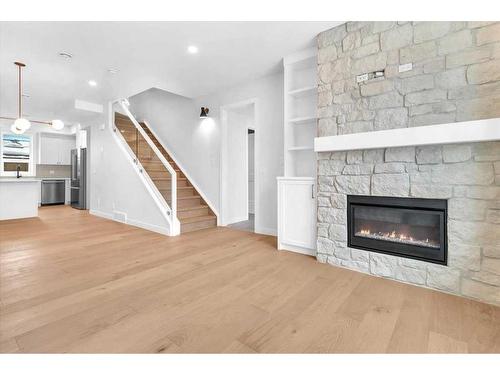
[220,99,257,232]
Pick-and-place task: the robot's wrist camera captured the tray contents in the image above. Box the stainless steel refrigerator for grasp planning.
[71,148,87,209]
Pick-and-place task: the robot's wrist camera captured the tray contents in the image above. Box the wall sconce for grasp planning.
[199,107,209,118]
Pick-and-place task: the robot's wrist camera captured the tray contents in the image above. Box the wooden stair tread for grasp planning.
[142,163,176,168]
[180,215,216,224]
[144,167,181,172]
[141,158,175,162]
[142,159,164,163]
[152,177,187,181]
[159,186,193,191]
[177,195,200,200]
[142,159,174,164]
[114,114,143,123]
[178,205,208,212]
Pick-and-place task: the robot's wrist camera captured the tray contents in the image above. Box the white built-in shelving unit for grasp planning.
[278,48,318,256]
[283,47,318,177]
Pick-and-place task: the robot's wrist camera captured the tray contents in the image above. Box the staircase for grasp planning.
[114,112,217,233]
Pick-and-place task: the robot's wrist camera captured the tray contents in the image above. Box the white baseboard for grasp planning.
[278,242,316,256]
[255,226,277,236]
[90,209,171,236]
[90,209,113,220]
[127,218,170,236]
[226,215,249,225]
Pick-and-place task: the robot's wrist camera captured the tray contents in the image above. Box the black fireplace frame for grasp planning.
[347,195,447,265]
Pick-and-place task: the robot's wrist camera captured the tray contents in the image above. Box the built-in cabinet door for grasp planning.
[58,138,74,165]
[278,178,316,255]
[40,134,75,165]
[40,136,60,164]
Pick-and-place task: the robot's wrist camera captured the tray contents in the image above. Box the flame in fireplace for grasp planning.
[356,228,439,249]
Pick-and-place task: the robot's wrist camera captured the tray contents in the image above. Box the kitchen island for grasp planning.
[0,178,41,220]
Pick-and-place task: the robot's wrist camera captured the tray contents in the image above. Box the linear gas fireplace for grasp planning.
[347,195,447,265]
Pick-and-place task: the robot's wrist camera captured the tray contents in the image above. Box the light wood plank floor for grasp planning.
[1,206,499,353]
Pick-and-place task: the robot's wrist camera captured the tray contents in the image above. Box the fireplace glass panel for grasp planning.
[347,195,447,265]
[353,206,441,249]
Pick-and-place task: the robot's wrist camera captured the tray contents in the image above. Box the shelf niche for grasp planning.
[283,48,318,178]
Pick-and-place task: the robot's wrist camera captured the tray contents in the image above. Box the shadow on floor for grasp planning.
[227,214,254,233]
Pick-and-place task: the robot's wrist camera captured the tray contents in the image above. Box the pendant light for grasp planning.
[51,119,64,130]
[1,62,65,133]
[10,122,24,134]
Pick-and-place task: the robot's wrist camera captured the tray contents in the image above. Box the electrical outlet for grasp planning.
[399,63,413,73]
[356,73,369,83]
[49,170,55,175]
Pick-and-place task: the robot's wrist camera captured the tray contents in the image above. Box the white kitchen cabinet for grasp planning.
[58,137,74,165]
[40,136,58,164]
[39,134,75,165]
[277,177,316,256]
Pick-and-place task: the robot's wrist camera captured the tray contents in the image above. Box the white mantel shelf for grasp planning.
[314,118,500,152]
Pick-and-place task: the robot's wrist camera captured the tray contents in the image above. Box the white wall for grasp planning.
[88,108,171,234]
[194,73,283,235]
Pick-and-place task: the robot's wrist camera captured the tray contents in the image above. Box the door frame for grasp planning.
[219,98,258,227]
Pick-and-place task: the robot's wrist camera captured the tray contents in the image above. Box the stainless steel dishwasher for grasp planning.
[41,180,66,205]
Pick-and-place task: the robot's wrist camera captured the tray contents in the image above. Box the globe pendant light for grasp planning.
[51,119,64,130]
[10,122,24,134]
[14,117,31,130]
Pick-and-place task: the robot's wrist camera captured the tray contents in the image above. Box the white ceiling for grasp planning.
[0,21,341,126]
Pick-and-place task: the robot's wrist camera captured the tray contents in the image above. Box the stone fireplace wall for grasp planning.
[316,22,500,305]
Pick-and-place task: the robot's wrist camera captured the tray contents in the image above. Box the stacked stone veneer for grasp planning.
[316,21,500,306]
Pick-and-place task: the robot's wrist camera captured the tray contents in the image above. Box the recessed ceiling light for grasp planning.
[107,68,118,74]
[58,52,73,60]
[187,45,199,54]
[88,80,97,87]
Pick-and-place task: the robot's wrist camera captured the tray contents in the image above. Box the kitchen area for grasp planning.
[0,126,88,220]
